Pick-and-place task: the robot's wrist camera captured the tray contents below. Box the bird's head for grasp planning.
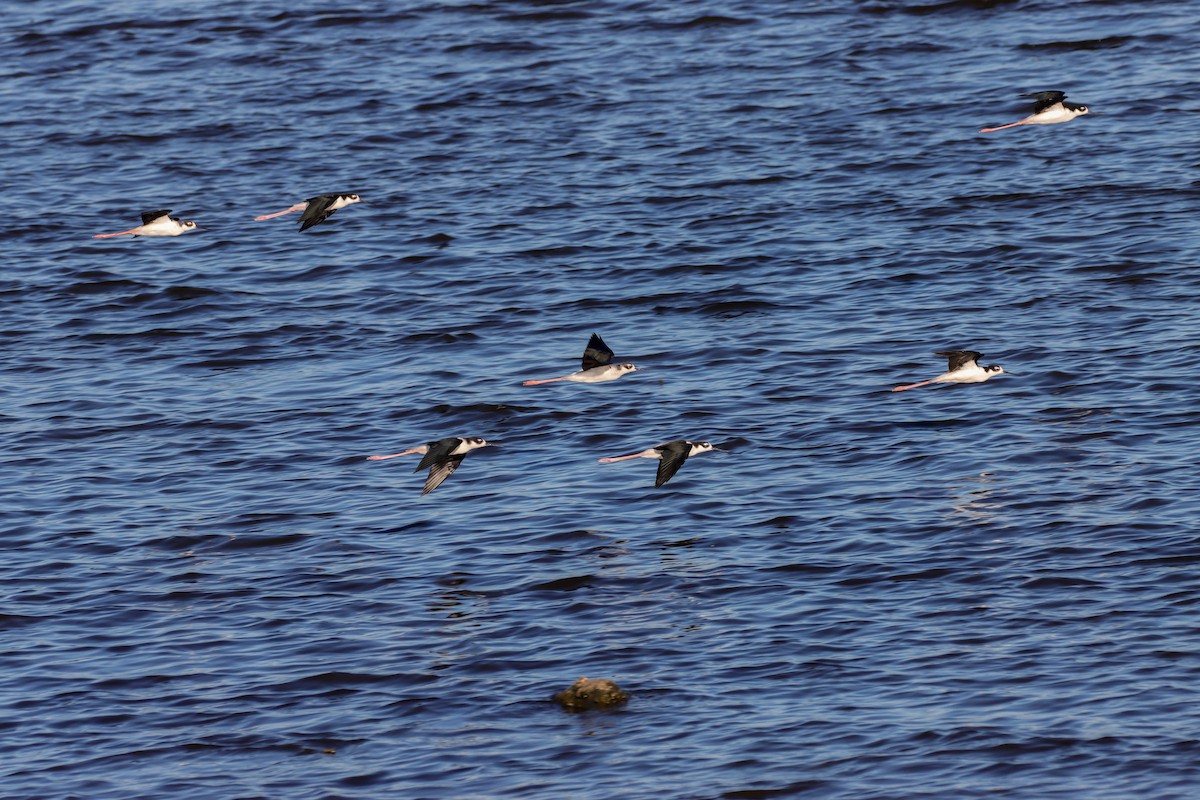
[690,441,716,455]
[181,220,199,231]
[344,193,362,204]
[985,364,1005,376]
[617,362,638,374]
[463,437,490,450]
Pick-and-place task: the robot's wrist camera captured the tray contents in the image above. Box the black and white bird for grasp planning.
[980,91,1090,133]
[892,350,1005,392]
[93,210,198,238]
[521,333,640,386]
[367,436,490,495]
[598,440,718,488]
[255,193,362,231]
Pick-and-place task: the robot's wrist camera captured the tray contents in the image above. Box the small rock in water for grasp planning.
[553,676,629,712]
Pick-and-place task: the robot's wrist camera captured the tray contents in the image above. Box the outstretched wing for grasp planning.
[140,210,172,225]
[1024,91,1066,113]
[299,195,337,231]
[423,454,465,495]
[415,438,460,473]
[654,441,691,488]
[582,332,615,371]
[935,350,982,372]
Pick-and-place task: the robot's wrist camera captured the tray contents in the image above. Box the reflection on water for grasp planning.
[949,472,1004,523]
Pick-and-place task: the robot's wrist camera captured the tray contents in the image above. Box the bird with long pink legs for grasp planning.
[598,439,719,488]
[256,193,361,231]
[892,350,1005,392]
[367,436,491,495]
[93,210,198,238]
[521,332,640,386]
[980,90,1090,133]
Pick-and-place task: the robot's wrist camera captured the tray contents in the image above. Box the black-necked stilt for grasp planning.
[892,350,1005,392]
[980,91,1090,133]
[367,436,490,495]
[598,439,718,487]
[92,210,198,238]
[521,333,640,386]
[255,193,361,231]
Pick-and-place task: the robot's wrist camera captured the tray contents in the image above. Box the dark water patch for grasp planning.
[63,278,149,295]
[17,15,206,43]
[78,327,203,341]
[444,40,547,54]
[528,574,595,592]
[399,330,481,344]
[1019,575,1104,590]
[0,613,46,630]
[309,12,419,29]
[694,299,781,317]
[635,15,759,30]
[271,671,404,691]
[863,0,1020,14]
[1019,35,1136,51]
[721,779,830,798]
[216,531,309,550]
[183,353,305,369]
[163,285,221,300]
[496,10,595,23]
[515,244,586,258]
[390,253,472,269]
[408,232,455,247]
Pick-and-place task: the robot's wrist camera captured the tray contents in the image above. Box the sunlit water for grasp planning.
[4,1,1200,797]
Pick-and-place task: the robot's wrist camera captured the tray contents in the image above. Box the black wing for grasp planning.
[935,350,982,371]
[1024,91,1066,113]
[140,210,172,225]
[654,440,692,488]
[414,438,461,473]
[581,333,614,371]
[299,195,338,231]
[422,455,465,495]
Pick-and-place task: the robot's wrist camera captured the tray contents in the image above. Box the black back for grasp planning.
[581,333,615,371]
[299,194,339,231]
[653,440,692,488]
[140,210,172,225]
[415,438,462,473]
[413,437,468,495]
[1024,90,1067,113]
[935,350,983,372]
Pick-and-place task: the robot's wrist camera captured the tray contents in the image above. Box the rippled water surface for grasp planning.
[5,1,1200,797]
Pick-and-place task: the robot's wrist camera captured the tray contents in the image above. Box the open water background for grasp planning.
[3,0,1200,797]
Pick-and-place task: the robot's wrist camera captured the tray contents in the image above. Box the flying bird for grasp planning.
[598,440,718,488]
[367,436,490,495]
[255,193,362,231]
[521,333,640,386]
[980,91,1090,133]
[92,210,198,238]
[892,350,1005,392]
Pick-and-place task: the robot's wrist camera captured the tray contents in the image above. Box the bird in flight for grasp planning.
[255,193,362,231]
[598,439,719,487]
[521,333,640,386]
[980,90,1090,133]
[367,436,491,495]
[892,350,1006,392]
[92,210,198,238]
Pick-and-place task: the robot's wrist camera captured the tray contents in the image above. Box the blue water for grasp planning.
[4,1,1200,797]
